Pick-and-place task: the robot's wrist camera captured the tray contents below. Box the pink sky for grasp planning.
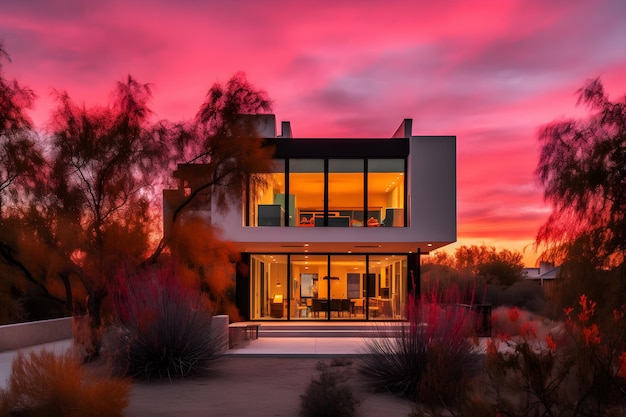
[2,0,625,266]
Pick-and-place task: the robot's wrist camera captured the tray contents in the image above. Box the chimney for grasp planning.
[280,121,292,138]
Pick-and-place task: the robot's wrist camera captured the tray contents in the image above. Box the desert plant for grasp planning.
[477,295,626,416]
[300,361,359,417]
[0,349,130,417]
[359,283,481,405]
[107,263,224,380]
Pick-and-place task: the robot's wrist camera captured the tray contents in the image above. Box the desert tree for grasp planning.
[0,43,51,322]
[0,42,43,217]
[147,73,276,320]
[40,75,169,341]
[149,72,275,260]
[536,78,625,315]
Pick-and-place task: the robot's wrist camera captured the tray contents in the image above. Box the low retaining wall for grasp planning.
[0,315,231,354]
[0,317,73,352]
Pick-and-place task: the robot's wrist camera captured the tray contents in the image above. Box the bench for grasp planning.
[228,323,261,348]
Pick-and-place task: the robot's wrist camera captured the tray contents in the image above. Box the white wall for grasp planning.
[210,135,456,251]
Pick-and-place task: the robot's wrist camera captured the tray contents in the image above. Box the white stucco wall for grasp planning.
[209,135,456,252]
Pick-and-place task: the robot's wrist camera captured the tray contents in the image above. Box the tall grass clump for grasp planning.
[0,349,130,417]
[359,281,482,407]
[300,361,360,417]
[108,263,224,380]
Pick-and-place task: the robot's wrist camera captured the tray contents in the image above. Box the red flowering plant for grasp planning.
[360,275,483,415]
[476,294,626,417]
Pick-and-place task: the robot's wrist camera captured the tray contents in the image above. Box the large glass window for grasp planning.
[367,159,405,227]
[290,159,324,227]
[250,161,285,226]
[328,160,364,227]
[250,253,407,320]
[250,254,288,319]
[247,158,406,227]
[290,254,327,319]
[367,255,407,320]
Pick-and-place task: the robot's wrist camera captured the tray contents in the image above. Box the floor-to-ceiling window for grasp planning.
[250,253,407,320]
[367,254,407,320]
[290,254,327,319]
[250,254,288,319]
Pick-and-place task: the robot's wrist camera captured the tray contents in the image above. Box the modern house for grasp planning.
[164,115,456,321]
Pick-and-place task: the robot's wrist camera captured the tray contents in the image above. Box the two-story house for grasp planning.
[164,115,456,321]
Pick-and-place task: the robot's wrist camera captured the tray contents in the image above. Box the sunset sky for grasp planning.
[2,0,625,266]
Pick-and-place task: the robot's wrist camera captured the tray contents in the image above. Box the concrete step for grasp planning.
[256,322,408,338]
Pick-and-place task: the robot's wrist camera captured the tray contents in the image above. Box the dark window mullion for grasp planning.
[323,159,329,227]
[404,157,408,227]
[245,175,250,226]
[365,254,370,320]
[364,159,369,227]
[286,254,291,320]
[327,255,331,320]
[285,159,290,227]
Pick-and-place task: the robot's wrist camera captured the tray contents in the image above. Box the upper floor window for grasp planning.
[246,158,405,227]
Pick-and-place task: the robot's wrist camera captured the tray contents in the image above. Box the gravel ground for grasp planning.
[124,355,414,417]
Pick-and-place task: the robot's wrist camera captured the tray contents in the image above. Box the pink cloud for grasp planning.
[2,0,625,264]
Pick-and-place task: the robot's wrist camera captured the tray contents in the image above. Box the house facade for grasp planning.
[165,115,456,321]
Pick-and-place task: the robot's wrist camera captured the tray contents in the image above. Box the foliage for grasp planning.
[423,245,525,287]
[300,361,359,417]
[168,216,240,320]
[475,295,626,416]
[0,42,40,205]
[422,251,548,313]
[536,78,625,267]
[0,43,49,322]
[0,349,130,417]
[359,285,481,404]
[150,72,275,262]
[551,260,626,325]
[107,263,224,380]
[1,42,274,333]
[485,279,548,314]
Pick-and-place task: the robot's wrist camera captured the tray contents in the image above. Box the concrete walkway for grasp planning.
[0,336,370,389]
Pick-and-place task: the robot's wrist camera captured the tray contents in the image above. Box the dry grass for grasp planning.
[0,349,130,417]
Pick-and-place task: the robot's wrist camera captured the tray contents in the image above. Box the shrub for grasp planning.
[359,283,481,405]
[300,361,359,417]
[477,295,626,416]
[0,349,130,417]
[107,263,224,380]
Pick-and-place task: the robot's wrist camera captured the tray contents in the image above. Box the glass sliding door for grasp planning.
[367,255,407,320]
[290,254,327,319]
[329,255,365,319]
[250,253,407,321]
[250,254,287,319]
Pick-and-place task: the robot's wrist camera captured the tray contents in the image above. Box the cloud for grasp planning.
[2,0,625,264]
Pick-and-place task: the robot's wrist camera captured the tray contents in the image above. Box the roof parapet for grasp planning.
[280,121,292,138]
[392,119,413,138]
